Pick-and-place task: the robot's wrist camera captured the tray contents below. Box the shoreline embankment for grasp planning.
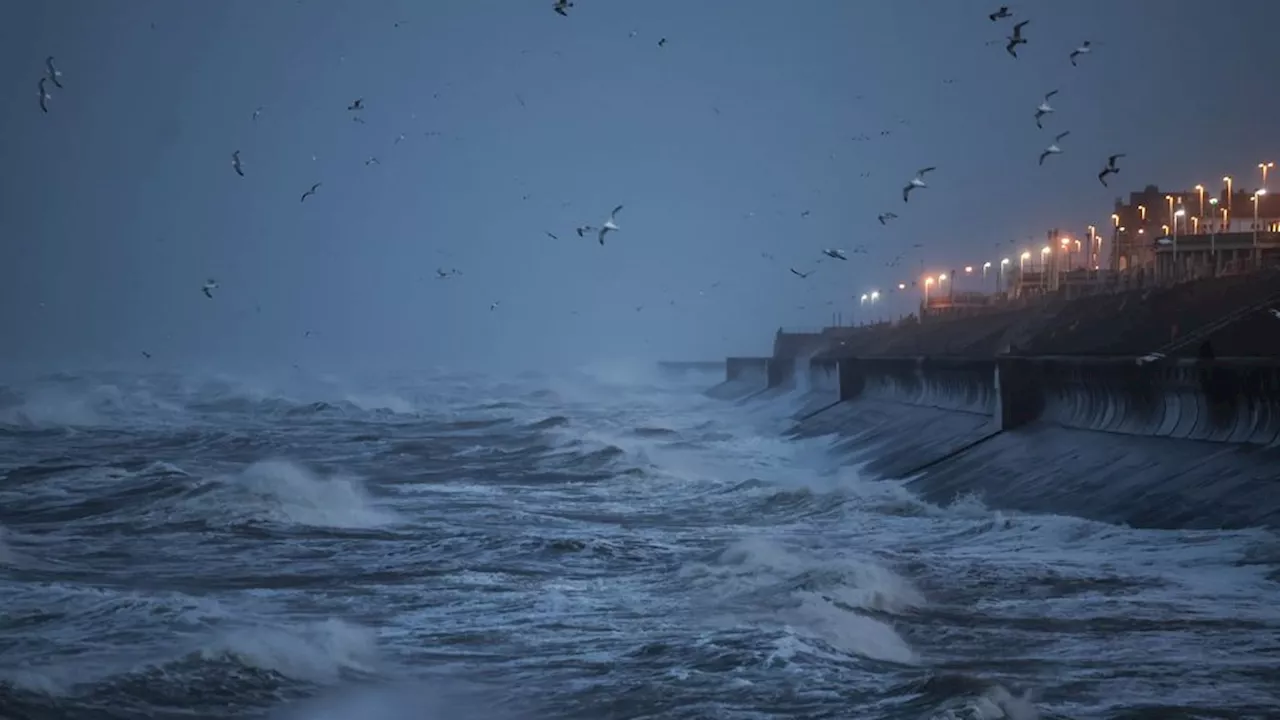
[699,271,1280,529]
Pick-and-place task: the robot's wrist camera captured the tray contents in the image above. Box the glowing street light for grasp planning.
[924,276,935,305]
[897,282,906,290]
[964,265,974,274]
[982,261,992,280]
[1019,250,1031,273]
[938,273,948,283]
[1172,206,1182,270]
[1253,188,1268,261]
[999,257,1010,293]
[1194,184,1205,220]
[870,290,880,301]
[1138,204,1147,221]
[1165,194,1175,227]
[1260,162,1275,189]
[1224,176,1233,219]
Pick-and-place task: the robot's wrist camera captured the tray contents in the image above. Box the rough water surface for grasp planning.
[1,367,1277,719]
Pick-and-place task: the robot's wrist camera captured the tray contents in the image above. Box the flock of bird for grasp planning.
[32,3,1136,336]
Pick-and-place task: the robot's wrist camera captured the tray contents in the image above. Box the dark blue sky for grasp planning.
[3,0,1278,374]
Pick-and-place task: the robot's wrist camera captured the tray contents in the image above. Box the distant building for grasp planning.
[1111,184,1280,272]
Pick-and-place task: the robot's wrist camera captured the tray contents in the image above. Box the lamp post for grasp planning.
[870,290,880,323]
[1172,207,1186,279]
[1138,204,1147,221]
[1165,194,1175,230]
[923,277,934,312]
[1253,189,1267,265]
[1040,246,1051,290]
[1261,162,1274,190]
[999,258,1010,294]
[982,260,992,285]
[1111,212,1120,271]
[1019,250,1030,273]
[1224,176,1233,223]
[1195,184,1205,223]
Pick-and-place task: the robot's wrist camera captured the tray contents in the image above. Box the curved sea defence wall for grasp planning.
[742,354,1280,529]
[704,357,770,400]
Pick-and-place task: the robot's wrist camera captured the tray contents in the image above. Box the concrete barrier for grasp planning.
[837,356,996,416]
[704,357,771,400]
[792,357,841,420]
[998,357,1280,445]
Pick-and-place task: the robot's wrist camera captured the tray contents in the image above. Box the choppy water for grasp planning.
[1,365,1277,720]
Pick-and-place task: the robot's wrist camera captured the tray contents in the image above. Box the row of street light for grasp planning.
[850,160,1274,321]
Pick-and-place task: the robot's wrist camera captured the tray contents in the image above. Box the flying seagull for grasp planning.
[1039,131,1070,165]
[822,249,848,261]
[544,231,559,240]
[1098,154,1125,187]
[1069,41,1092,66]
[658,38,667,47]
[878,212,898,225]
[231,150,244,177]
[790,268,812,279]
[300,183,322,202]
[141,350,152,359]
[348,98,363,111]
[988,6,1011,21]
[253,106,263,121]
[595,205,623,245]
[394,133,406,144]
[490,301,501,311]
[553,0,573,16]
[1035,90,1058,129]
[45,56,63,88]
[435,268,452,279]
[1006,20,1029,57]
[365,156,380,165]
[37,77,50,113]
[201,279,218,299]
[902,166,936,202]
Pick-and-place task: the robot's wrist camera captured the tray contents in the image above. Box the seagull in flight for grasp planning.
[394,133,406,144]
[231,150,244,177]
[544,231,559,240]
[658,37,667,47]
[553,0,573,16]
[878,212,898,225]
[594,205,623,245]
[1039,131,1070,165]
[300,183,322,202]
[489,301,501,311]
[201,279,219,299]
[988,6,1011,21]
[1006,20,1029,57]
[45,56,63,88]
[790,268,812,279]
[365,156,380,166]
[1098,154,1125,187]
[348,98,363,111]
[1069,41,1092,66]
[37,77,51,113]
[1035,90,1058,129]
[822,249,848,261]
[141,350,152,359]
[253,106,263,121]
[902,166,936,202]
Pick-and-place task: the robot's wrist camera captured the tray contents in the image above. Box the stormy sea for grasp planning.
[1,365,1277,720]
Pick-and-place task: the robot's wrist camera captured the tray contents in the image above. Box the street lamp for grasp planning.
[924,277,934,308]
[982,261,992,281]
[1040,246,1051,289]
[1173,207,1186,275]
[1253,188,1267,264]
[1020,250,1031,272]
[1165,194,1175,228]
[999,257,1010,293]
[1261,162,1274,189]
[897,282,906,290]
[1224,176,1233,219]
[1138,204,1147,221]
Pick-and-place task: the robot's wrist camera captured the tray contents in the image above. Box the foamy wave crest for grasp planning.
[681,537,923,665]
[229,460,400,529]
[204,618,380,683]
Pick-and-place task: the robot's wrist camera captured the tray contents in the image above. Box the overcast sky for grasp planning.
[3,0,1278,376]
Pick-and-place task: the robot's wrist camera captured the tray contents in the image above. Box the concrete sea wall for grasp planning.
[704,357,770,400]
[736,354,1280,529]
